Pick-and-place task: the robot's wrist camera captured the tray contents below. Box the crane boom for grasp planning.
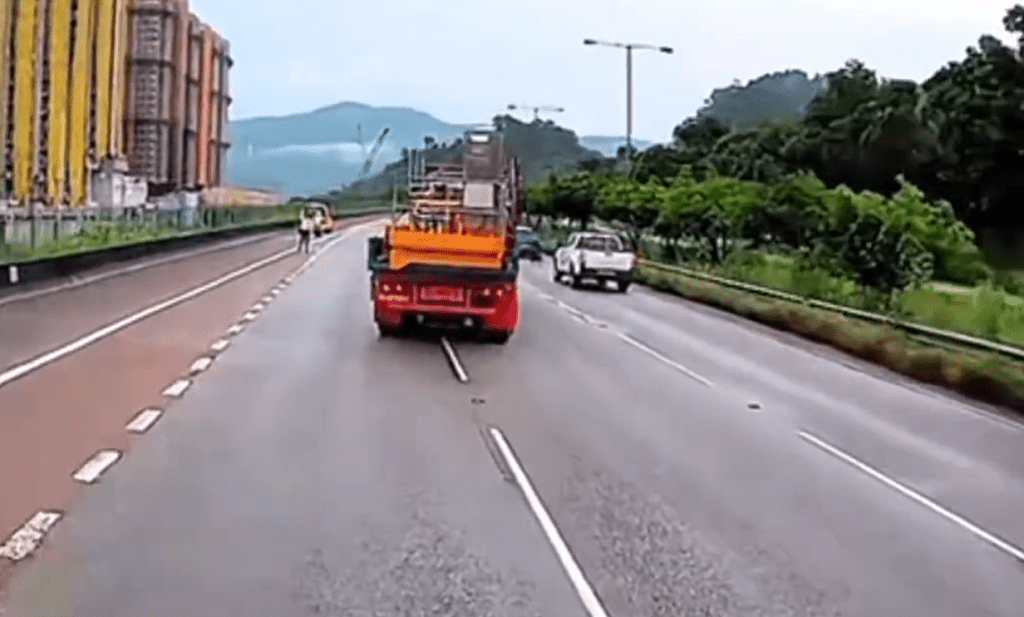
[360,127,390,178]
[507,103,565,121]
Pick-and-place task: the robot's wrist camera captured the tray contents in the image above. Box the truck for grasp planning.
[553,231,637,292]
[366,129,525,344]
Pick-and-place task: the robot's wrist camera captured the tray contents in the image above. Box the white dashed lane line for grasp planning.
[440,337,469,383]
[799,430,1024,562]
[189,357,214,375]
[71,450,122,484]
[0,511,62,561]
[126,408,163,434]
[161,378,191,398]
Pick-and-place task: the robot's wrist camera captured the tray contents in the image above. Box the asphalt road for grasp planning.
[3,228,1024,616]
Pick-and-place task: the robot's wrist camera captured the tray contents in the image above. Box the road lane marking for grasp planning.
[251,302,265,311]
[162,378,191,398]
[488,427,610,617]
[126,408,163,433]
[615,332,714,387]
[0,248,293,390]
[261,294,273,303]
[210,338,230,353]
[72,450,122,484]
[241,310,259,322]
[0,511,62,561]
[271,288,281,296]
[799,431,1024,562]
[227,324,244,336]
[441,336,469,383]
[0,233,289,308]
[189,356,214,374]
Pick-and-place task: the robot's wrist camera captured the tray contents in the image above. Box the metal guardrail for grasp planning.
[639,259,1024,362]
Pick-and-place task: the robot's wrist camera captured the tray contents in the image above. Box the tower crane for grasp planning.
[507,104,565,121]
[359,127,391,179]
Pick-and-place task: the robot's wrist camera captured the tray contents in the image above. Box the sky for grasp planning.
[192,0,1020,143]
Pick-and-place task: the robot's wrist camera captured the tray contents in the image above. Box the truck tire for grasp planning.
[377,322,404,338]
[552,263,561,282]
[617,280,630,293]
[483,330,511,344]
[570,273,583,289]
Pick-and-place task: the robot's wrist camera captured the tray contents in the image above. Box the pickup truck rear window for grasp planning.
[579,237,623,251]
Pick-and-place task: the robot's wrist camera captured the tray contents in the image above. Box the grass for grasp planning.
[635,264,1024,413]
[639,243,1024,349]
[0,205,306,264]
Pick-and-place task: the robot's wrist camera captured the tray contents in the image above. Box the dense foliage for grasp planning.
[529,5,1024,296]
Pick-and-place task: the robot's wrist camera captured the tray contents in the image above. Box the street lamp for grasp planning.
[583,38,672,166]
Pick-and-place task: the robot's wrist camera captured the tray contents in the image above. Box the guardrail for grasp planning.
[639,259,1024,362]
[0,207,391,290]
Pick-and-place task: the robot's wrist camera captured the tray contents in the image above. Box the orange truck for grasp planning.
[367,129,525,343]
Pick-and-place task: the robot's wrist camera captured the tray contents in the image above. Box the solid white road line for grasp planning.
[0,248,293,390]
[488,427,610,617]
[615,332,714,388]
[189,356,214,374]
[126,408,163,434]
[0,232,285,308]
[210,338,230,353]
[440,337,469,383]
[161,378,191,398]
[227,324,244,336]
[72,450,122,484]
[799,431,1024,562]
[0,510,62,561]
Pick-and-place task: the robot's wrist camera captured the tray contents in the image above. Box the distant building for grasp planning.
[0,0,232,207]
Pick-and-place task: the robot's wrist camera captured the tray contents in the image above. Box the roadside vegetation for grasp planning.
[0,204,305,263]
[528,3,1024,410]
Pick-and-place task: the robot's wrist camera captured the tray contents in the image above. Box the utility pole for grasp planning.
[582,38,672,171]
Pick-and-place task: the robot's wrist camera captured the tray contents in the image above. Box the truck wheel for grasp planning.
[571,273,583,289]
[552,264,561,282]
[617,281,630,293]
[377,323,403,337]
[483,330,511,344]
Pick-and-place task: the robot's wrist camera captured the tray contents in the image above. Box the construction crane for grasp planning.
[359,127,391,179]
[507,104,565,121]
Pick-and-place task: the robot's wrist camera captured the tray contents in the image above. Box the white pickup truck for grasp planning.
[553,231,637,292]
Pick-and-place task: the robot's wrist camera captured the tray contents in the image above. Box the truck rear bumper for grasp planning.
[579,267,633,282]
[372,271,519,333]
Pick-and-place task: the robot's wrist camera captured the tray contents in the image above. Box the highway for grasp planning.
[2,222,1024,616]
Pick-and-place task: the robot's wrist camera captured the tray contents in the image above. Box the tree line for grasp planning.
[527,4,1024,298]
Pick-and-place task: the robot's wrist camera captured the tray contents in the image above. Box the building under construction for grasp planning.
[1,0,232,208]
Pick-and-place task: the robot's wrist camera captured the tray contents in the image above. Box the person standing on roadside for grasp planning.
[298,210,314,253]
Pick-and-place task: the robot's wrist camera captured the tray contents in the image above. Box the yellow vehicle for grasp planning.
[307,203,335,235]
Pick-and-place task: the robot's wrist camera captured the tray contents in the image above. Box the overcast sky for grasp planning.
[193,0,1019,142]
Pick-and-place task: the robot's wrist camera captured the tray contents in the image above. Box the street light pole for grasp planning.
[583,38,672,171]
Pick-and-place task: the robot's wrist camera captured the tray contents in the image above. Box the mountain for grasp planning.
[335,114,605,199]
[225,102,471,196]
[226,103,603,197]
[580,136,655,157]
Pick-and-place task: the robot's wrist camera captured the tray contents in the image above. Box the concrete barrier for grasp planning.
[0,210,388,290]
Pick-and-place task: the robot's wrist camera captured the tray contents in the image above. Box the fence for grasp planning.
[0,204,306,264]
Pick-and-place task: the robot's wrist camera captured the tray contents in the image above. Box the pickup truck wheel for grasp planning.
[570,273,583,289]
[617,281,631,293]
[552,263,561,282]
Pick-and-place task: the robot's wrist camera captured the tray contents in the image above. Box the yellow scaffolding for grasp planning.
[109,0,129,156]
[12,0,40,200]
[0,0,12,189]
[47,0,73,203]
[68,0,95,206]
[93,0,114,158]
